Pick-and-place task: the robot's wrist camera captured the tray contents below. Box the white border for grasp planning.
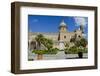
[20,6,95,70]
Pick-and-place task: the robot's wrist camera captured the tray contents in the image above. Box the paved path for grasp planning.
[28,51,88,61]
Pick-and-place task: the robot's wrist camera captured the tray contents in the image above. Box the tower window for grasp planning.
[64,36,66,39]
[78,35,81,38]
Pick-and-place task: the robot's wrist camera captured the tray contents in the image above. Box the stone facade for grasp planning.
[28,20,83,50]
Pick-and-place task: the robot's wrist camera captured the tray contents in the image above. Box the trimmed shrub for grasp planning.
[67,46,88,54]
[68,46,78,54]
[32,48,58,54]
[32,50,46,54]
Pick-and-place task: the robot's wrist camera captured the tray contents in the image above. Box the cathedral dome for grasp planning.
[59,19,68,32]
[60,20,66,26]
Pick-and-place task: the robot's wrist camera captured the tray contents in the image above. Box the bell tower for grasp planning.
[58,19,67,50]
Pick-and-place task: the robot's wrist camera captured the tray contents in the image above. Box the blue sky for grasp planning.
[28,15,88,38]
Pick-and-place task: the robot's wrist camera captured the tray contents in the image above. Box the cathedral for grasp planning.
[28,20,83,50]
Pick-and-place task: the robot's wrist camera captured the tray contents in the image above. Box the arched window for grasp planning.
[64,36,66,39]
[78,35,81,38]
[30,41,36,50]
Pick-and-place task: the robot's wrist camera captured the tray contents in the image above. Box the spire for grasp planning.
[80,25,84,33]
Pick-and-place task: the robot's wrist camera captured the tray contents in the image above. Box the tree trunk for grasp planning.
[37,54,43,60]
[78,52,83,58]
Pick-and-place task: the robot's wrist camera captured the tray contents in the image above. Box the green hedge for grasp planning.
[64,46,88,54]
[32,48,58,54]
[32,50,45,54]
[68,46,78,54]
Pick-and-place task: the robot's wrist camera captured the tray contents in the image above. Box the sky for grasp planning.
[28,15,88,38]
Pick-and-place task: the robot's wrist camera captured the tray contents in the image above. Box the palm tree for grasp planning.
[35,34,44,60]
[35,34,44,50]
[75,38,87,47]
[80,38,88,47]
[35,34,53,60]
[44,39,53,50]
[75,38,88,58]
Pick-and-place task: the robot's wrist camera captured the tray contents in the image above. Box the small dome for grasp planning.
[60,20,66,26]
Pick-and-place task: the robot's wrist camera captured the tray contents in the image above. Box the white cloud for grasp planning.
[82,33,88,39]
[82,33,86,37]
[74,17,87,27]
[32,19,38,22]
